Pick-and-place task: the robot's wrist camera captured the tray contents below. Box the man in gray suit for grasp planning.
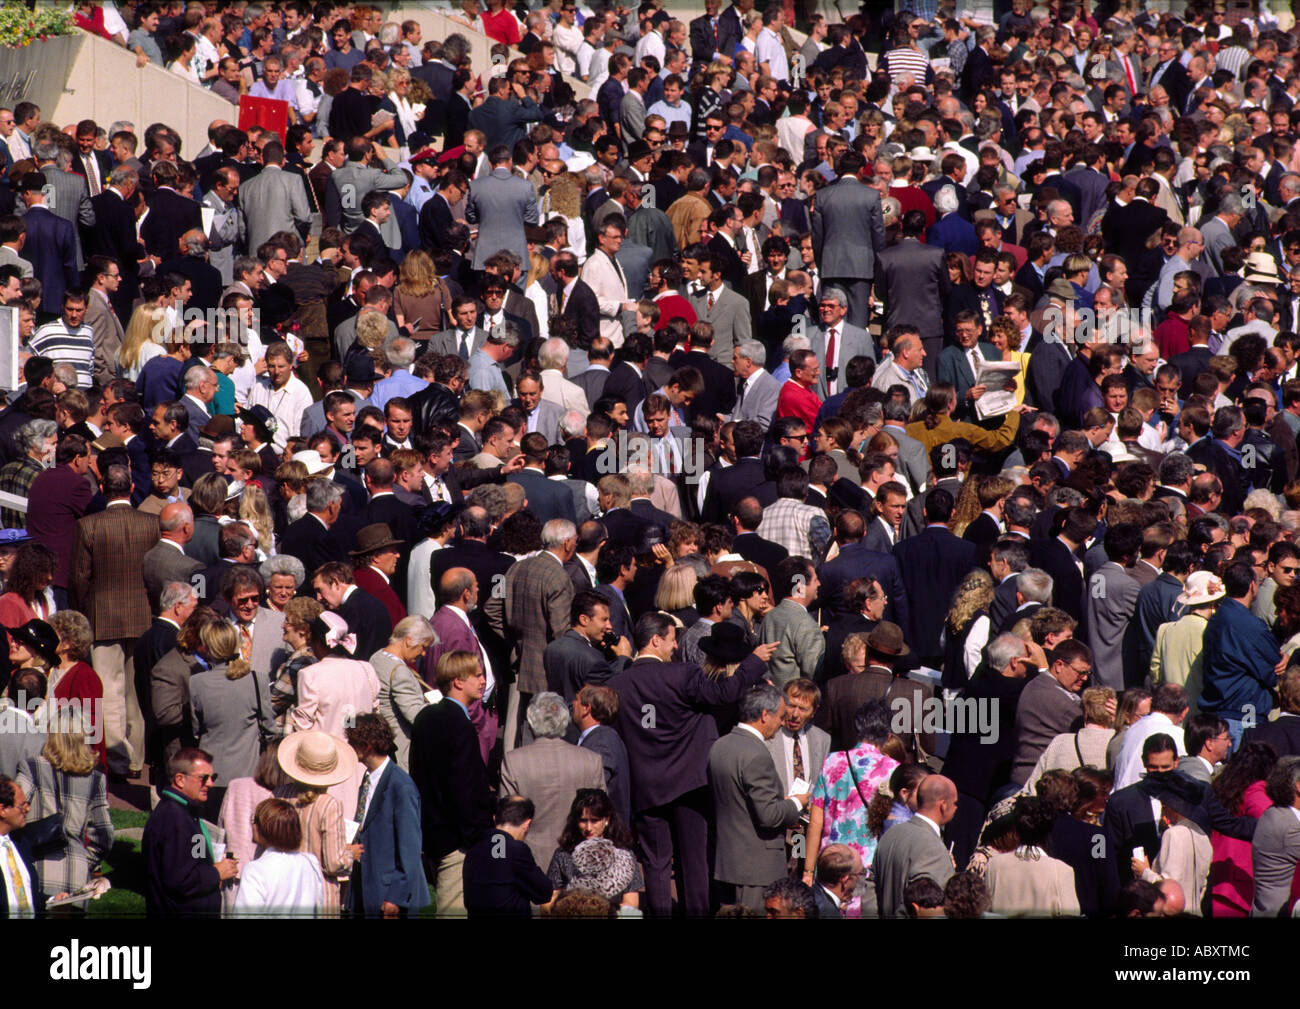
[872,772,958,917]
[1083,523,1143,690]
[707,681,808,912]
[85,255,124,389]
[431,295,492,360]
[874,210,949,368]
[222,566,286,682]
[141,502,205,613]
[202,166,244,287]
[467,145,539,271]
[324,137,409,234]
[25,141,95,273]
[811,149,886,329]
[1252,756,1300,916]
[236,141,310,254]
[760,558,826,688]
[731,340,782,428]
[498,691,605,869]
[516,374,565,446]
[809,286,875,400]
[1177,713,1230,784]
[689,253,752,364]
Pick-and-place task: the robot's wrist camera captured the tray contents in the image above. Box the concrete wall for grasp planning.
[51,31,234,158]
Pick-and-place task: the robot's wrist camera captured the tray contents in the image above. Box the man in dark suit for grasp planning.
[555,254,602,338]
[508,433,577,523]
[701,422,765,523]
[140,164,202,261]
[312,561,393,663]
[1030,506,1092,621]
[732,495,789,573]
[937,311,1002,420]
[571,683,632,824]
[812,844,861,918]
[409,653,494,916]
[893,489,978,666]
[816,509,909,629]
[87,172,145,323]
[874,211,950,367]
[279,481,349,578]
[608,611,768,917]
[1103,179,1169,275]
[1187,407,1251,517]
[707,681,807,912]
[15,173,77,315]
[960,28,996,102]
[543,590,628,705]
[670,329,737,420]
[418,172,462,253]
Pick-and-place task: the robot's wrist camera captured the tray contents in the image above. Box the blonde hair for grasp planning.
[654,563,698,612]
[199,620,252,679]
[118,304,167,369]
[947,568,995,635]
[239,482,275,554]
[527,251,549,289]
[355,310,389,350]
[283,596,323,635]
[397,248,437,297]
[42,730,96,775]
[435,650,481,693]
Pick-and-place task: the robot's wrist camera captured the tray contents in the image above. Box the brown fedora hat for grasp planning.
[349,523,404,557]
[865,621,909,658]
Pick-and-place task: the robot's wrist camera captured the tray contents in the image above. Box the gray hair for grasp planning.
[538,337,570,370]
[1016,568,1054,604]
[738,681,784,723]
[1218,191,1245,217]
[781,333,811,356]
[305,478,344,512]
[626,467,655,496]
[386,336,416,368]
[160,503,193,531]
[820,285,848,309]
[541,518,577,548]
[735,340,766,367]
[185,365,216,390]
[934,184,960,215]
[33,140,58,162]
[17,418,56,453]
[391,614,435,646]
[487,323,521,349]
[986,632,1026,674]
[108,165,138,188]
[378,21,402,45]
[159,580,198,611]
[260,554,306,588]
[525,691,571,738]
[52,363,78,389]
[108,120,134,137]
[1159,453,1195,486]
[184,232,208,256]
[560,409,586,440]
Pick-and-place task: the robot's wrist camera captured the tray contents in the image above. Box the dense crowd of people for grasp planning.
[5,0,1300,921]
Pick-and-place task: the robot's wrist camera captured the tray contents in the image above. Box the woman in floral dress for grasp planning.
[802,701,899,917]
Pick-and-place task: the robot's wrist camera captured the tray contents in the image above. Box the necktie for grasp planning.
[84,155,100,196]
[5,840,31,916]
[238,623,253,663]
[707,292,715,311]
[791,731,804,783]
[970,346,982,373]
[610,252,626,292]
[826,327,838,393]
[1123,55,1135,93]
[356,770,371,825]
[458,330,471,360]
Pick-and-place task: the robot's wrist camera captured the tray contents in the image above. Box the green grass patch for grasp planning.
[87,809,149,917]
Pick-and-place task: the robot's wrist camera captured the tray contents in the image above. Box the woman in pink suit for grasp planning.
[290,612,379,821]
[1207,742,1277,917]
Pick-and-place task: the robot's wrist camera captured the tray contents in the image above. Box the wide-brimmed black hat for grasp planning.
[699,621,752,664]
[6,618,60,667]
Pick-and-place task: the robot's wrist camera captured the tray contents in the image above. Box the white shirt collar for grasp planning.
[914,812,942,837]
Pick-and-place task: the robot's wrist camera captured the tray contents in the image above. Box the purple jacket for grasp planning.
[26,464,95,588]
[427,605,497,764]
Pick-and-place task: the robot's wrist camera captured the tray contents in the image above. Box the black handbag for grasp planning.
[18,813,65,858]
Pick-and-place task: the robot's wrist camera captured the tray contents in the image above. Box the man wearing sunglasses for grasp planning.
[1254,541,1300,628]
[141,747,239,916]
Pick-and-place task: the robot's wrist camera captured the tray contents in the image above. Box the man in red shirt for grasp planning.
[776,348,823,438]
[1154,290,1198,359]
[649,259,697,331]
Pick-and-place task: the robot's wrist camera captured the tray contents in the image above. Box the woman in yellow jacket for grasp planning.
[905,383,1022,457]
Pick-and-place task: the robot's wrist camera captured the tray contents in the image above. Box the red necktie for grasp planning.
[1123,55,1135,93]
[826,326,837,372]
[707,292,715,311]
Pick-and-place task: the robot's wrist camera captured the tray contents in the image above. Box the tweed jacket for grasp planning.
[70,502,159,641]
[760,598,825,687]
[142,539,204,613]
[15,755,113,896]
[489,550,574,695]
[755,497,830,562]
[498,736,605,868]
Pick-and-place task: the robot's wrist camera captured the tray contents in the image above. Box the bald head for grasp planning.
[437,566,476,607]
[159,501,194,540]
[1177,227,1202,252]
[916,773,958,822]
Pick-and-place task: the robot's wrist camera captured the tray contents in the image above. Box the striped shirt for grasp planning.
[1215,45,1250,81]
[29,321,94,388]
[882,45,931,86]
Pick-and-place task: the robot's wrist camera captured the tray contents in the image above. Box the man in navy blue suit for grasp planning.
[893,488,978,666]
[345,714,430,916]
[815,509,909,631]
[15,173,76,316]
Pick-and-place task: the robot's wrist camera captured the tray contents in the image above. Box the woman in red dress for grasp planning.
[46,611,107,770]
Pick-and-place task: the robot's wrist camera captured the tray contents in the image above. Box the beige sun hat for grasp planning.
[1176,570,1226,607]
[277,731,358,788]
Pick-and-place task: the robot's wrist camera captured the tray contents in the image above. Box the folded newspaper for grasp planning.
[973,361,1021,420]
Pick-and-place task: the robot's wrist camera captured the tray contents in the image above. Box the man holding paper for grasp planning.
[937,310,1004,422]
